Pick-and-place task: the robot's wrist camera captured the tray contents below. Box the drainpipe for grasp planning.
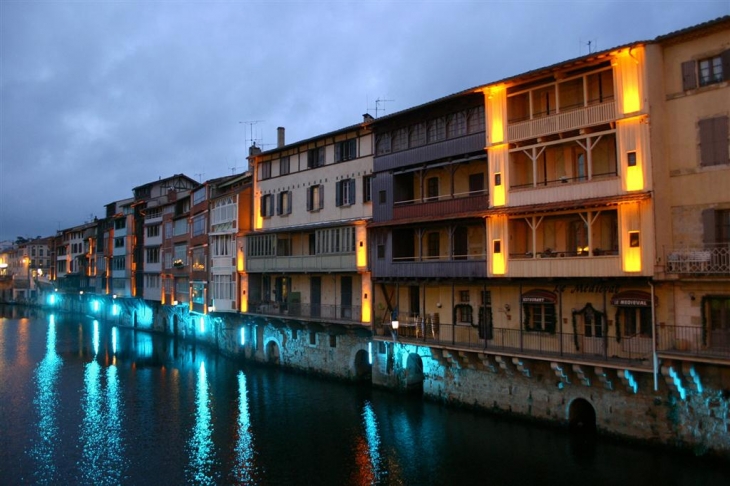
[649,280,658,391]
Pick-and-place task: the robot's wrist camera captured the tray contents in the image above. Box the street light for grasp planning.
[391,309,399,342]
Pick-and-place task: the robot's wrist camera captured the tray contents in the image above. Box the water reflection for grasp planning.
[80,321,125,485]
[30,314,63,483]
[231,370,260,484]
[187,361,218,485]
[355,401,385,485]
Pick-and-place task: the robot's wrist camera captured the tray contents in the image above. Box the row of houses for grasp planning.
[2,16,729,402]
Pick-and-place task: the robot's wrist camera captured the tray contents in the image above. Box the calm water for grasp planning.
[0,307,727,486]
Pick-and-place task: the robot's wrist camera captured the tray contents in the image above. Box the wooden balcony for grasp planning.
[507,101,616,143]
[246,253,357,273]
[508,176,622,208]
[507,254,623,278]
[372,257,487,279]
[393,192,489,221]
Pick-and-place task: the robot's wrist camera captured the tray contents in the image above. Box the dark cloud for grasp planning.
[1,0,728,241]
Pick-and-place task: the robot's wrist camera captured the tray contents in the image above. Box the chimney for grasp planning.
[363,113,374,123]
[249,143,262,156]
[277,127,285,148]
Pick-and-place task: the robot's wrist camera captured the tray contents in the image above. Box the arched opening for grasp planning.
[568,398,597,433]
[266,341,280,365]
[405,353,424,393]
[353,349,372,381]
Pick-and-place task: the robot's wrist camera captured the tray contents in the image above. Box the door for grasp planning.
[340,276,352,319]
[311,277,321,318]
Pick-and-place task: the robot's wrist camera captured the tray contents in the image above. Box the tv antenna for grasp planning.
[194,172,205,182]
[368,98,394,118]
[239,120,264,147]
[581,38,598,55]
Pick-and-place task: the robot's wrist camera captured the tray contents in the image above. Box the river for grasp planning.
[0,306,727,485]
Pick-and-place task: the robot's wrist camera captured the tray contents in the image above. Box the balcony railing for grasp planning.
[665,245,730,275]
[247,300,363,324]
[393,192,489,220]
[246,253,357,273]
[374,319,730,365]
[507,101,616,143]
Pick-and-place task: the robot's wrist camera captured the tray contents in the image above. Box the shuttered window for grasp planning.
[699,116,729,167]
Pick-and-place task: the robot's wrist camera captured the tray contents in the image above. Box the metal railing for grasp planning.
[247,300,363,323]
[665,244,730,275]
[657,325,730,359]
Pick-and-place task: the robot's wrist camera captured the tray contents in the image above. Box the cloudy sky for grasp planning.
[1,0,728,243]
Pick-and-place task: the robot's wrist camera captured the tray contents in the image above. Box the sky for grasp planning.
[1,0,728,243]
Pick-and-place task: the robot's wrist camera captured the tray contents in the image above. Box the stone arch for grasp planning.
[265,340,280,365]
[568,397,597,433]
[405,353,424,393]
[353,349,372,381]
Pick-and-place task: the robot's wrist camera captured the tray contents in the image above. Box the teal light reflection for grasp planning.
[30,314,63,483]
[232,371,258,484]
[92,320,99,356]
[80,319,126,486]
[111,326,118,355]
[187,361,218,484]
[362,401,383,482]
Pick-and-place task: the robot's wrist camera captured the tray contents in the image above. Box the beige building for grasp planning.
[245,123,374,328]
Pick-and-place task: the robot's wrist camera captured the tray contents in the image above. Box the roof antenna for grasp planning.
[239,120,264,148]
[194,173,204,182]
[368,98,394,118]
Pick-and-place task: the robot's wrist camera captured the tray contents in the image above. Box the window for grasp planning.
[164,222,173,239]
[427,118,446,143]
[619,307,651,338]
[173,218,188,236]
[146,247,160,264]
[456,304,473,324]
[309,332,317,346]
[375,134,391,155]
[426,232,440,259]
[144,274,160,289]
[392,128,407,152]
[460,290,470,302]
[315,227,355,254]
[147,225,160,238]
[280,156,290,175]
[193,187,206,206]
[192,214,207,237]
[114,237,124,248]
[211,274,234,300]
[336,179,356,207]
[260,194,274,218]
[277,237,291,256]
[260,160,272,180]
[329,334,337,348]
[523,303,556,333]
[211,196,236,227]
[702,209,730,245]
[682,51,730,90]
[469,173,485,194]
[335,139,357,162]
[146,207,162,220]
[307,147,325,168]
[114,218,126,230]
[211,234,233,257]
[111,256,126,271]
[247,234,276,257]
[699,55,724,87]
[426,177,439,201]
[699,116,729,167]
[307,185,324,211]
[277,191,292,216]
[379,190,386,204]
[363,175,373,203]
[173,244,187,266]
[409,124,426,147]
[192,247,206,271]
[377,244,385,259]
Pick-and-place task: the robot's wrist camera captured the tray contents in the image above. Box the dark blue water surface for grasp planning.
[1,307,728,486]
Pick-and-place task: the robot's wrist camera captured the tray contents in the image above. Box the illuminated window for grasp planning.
[629,231,640,248]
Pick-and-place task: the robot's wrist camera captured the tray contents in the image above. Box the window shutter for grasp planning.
[259,195,265,217]
[702,209,717,246]
[349,140,356,160]
[721,49,730,82]
[306,187,313,211]
[287,191,292,214]
[681,60,697,91]
[336,180,342,207]
[699,118,715,166]
[276,193,282,215]
[713,116,729,165]
[318,148,325,167]
[318,185,324,209]
[349,179,356,205]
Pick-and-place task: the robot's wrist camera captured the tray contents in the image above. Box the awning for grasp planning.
[611,290,656,307]
[521,289,557,304]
